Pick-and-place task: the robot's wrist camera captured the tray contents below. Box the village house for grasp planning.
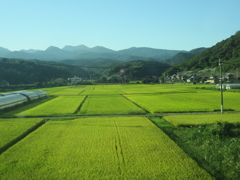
[186,75,200,83]
[205,74,219,84]
[68,76,82,83]
[223,73,233,82]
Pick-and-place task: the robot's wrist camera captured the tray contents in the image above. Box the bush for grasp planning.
[200,121,234,138]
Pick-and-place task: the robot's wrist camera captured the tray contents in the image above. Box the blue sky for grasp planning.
[1,0,240,51]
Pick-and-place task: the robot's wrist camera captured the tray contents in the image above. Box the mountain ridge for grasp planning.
[0,45,185,62]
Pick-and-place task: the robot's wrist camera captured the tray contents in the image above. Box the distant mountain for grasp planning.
[117,47,184,60]
[0,45,183,62]
[0,47,10,57]
[164,47,207,65]
[90,46,115,53]
[62,45,90,52]
[20,49,40,53]
[165,30,240,75]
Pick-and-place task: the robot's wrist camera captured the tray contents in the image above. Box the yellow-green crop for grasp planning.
[0,118,44,149]
[16,96,85,117]
[0,117,212,179]
[79,95,146,115]
[125,93,219,113]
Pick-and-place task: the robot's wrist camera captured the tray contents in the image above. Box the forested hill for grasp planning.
[107,60,171,79]
[164,47,207,66]
[165,31,240,74]
[0,58,89,84]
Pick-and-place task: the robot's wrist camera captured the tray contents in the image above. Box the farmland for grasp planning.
[0,118,44,151]
[79,95,146,115]
[1,84,240,179]
[0,117,212,179]
[15,96,86,117]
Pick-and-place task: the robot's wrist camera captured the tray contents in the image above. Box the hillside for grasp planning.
[0,58,89,84]
[107,60,171,79]
[165,31,240,75]
[164,48,207,65]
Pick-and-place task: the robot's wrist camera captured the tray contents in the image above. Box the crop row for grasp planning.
[0,117,212,179]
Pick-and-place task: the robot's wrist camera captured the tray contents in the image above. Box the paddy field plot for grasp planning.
[0,97,57,118]
[0,118,44,150]
[15,96,85,117]
[50,87,86,96]
[80,85,125,95]
[34,86,68,95]
[164,113,240,127]
[125,93,219,113]
[170,91,240,111]
[0,117,212,179]
[78,95,146,115]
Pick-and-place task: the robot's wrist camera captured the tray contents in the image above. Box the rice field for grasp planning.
[15,96,85,117]
[125,93,219,113]
[0,118,44,149]
[163,113,240,127]
[1,84,240,179]
[169,91,240,111]
[50,87,85,96]
[0,117,212,179]
[78,95,146,115]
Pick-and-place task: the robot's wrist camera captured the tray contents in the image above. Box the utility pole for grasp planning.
[237,68,239,82]
[219,59,224,114]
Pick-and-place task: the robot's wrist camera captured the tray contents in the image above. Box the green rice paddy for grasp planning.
[1,83,239,179]
[0,117,212,179]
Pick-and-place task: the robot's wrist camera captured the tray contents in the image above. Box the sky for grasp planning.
[1,0,240,51]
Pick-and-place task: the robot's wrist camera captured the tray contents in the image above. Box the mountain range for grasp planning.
[0,45,185,62]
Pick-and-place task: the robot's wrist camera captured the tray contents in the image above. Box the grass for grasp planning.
[15,96,85,117]
[0,117,212,179]
[78,95,146,115]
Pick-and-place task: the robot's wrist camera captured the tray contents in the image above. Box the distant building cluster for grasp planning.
[165,70,239,84]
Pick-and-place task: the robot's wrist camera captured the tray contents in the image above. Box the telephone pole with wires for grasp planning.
[219,59,224,114]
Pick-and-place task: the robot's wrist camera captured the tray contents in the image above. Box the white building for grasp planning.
[68,76,82,83]
[226,84,240,89]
